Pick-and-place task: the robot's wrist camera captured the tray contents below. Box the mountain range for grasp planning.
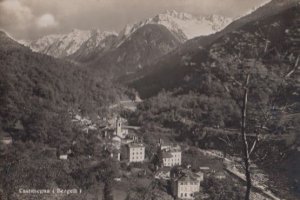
[21,11,232,78]
[23,1,281,63]
[23,29,118,59]
[128,0,300,97]
[117,10,232,44]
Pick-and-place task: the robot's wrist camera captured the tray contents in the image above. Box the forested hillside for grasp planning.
[126,2,300,198]
[0,31,124,144]
[130,1,299,131]
[0,31,127,200]
[130,0,299,98]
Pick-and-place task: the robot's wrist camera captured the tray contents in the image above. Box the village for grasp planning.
[0,103,287,200]
[1,96,290,200]
[0,113,228,200]
[93,114,222,200]
[0,83,295,200]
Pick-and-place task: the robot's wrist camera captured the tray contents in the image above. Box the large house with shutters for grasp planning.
[128,143,145,163]
[171,169,204,199]
[159,140,182,167]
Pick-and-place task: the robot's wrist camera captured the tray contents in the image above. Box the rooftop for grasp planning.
[123,125,141,130]
[112,136,122,141]
[174,169,203,183]
[199,166,210,171]
[177,173,199,182]
[128,143,145,148]
[162,151,173,158]
[160,143,181,152]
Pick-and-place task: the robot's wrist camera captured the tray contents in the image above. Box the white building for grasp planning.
[159,140,182,167]
[162,148,182,167]
[128,143,145,163]
[172,170,203,199]
[59,154,68,160]
[58,149,72,160]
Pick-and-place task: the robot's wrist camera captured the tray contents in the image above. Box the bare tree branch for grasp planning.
[241,74,252,200]
[249,139,258,156]
[285,55,299,78]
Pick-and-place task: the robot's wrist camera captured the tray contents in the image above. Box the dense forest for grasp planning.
[129,3,300,140]
[0,31,125,141]
[0,31,126,200]
[126,3,300,198]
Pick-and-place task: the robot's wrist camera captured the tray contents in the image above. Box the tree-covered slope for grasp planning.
[129,1,300,135]
[129,0,299,98]
[126,2,300,198]
[0,31,126,200]
[0,31,123,142]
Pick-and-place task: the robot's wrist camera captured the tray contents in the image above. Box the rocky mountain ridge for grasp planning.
[22,11,232,59]
[24,29,117,58]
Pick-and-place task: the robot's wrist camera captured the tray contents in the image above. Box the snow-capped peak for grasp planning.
[71,29,118,59]
[153,10,232,39]
[26,29,117,58]
[160,10,194,21]
[89,29,118,45]
[22,10,232,58]
[117,10,232,45]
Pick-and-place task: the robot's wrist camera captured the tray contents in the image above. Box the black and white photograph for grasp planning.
[0,0,299,199]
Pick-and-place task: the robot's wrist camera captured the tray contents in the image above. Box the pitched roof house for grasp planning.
[171,169,204,200]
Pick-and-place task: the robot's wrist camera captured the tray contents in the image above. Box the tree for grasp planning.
[152,148,164,169]
[199,177,243,200]
[96,158,120,200]
[103,180,114,200]
[240,74,252,200]
[233,48,299,200]
[218,36,299,199]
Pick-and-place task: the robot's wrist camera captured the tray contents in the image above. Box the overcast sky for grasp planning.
[0,0,269,40]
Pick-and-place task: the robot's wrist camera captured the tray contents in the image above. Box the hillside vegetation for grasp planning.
[126,2,300,199]
[0,31,124,140]
[0,31,128,200]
